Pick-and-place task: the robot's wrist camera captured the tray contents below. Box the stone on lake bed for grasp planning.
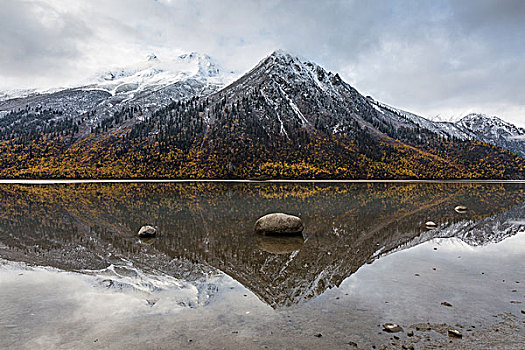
[383,323,403,333]
[454,205,468,213]
[448,329,462,338]
[254,213,304,235]
[138,225,156,237]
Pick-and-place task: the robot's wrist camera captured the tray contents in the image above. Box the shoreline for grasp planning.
[0,179,524,184]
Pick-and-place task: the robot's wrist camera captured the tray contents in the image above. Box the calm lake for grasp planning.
[1,182,524,349]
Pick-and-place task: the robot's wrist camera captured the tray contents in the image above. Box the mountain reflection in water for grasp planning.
[0,182,523,308]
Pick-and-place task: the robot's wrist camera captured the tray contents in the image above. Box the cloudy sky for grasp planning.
[1,0,524,126]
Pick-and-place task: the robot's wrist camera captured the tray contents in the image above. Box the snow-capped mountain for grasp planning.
[84,52,235,99]
[204,49,394,140]
[0,52,237,139]
[1,49,522,159]
[456,113,525,158]
[0,49,524,179]
[369,99,525,158]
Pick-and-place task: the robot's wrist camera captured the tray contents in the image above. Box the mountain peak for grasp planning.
[178,51,211,62]
[270,49,296,58]
[455,113,525,154]
[267,49,310,66]
[458,113,510,128]
[146,53,158,62]
[461,113,499,121]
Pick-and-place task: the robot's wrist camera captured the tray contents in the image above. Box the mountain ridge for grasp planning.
[0,49,523,179]
[368,98,525,158]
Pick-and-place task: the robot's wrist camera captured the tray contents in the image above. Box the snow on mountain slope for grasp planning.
[0,52,237,106]
[457,113,525,141]
[84,52,236,98]
[0,52,238,139]
[367,98,474,140]
[212,49,398,141]
[456,113,525,158]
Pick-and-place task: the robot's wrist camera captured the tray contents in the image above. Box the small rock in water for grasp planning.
[510,301,522,304]
[314,333,322,338]
[383,323,403,333]
[138,225,156,237]
[348,341,358,347]
[448,329,462,338]
[425,221,437,229]
[102,279,114,288]
[454,205,468,214]
[407,330,414,337]
[521,310,525,314]
[254,213,304,235]
[441,301,453,307]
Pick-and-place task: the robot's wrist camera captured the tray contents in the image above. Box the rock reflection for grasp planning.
[0,182,523,308]
[255,233,304,254]
[139,237,157,245]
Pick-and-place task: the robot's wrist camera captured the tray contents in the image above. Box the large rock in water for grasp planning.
[254,213,304,235]
[138,225,156,237]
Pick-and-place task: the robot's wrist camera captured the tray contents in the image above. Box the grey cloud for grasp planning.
[0,0,91,85]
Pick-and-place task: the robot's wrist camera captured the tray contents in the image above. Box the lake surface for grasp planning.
[0,182,524,349]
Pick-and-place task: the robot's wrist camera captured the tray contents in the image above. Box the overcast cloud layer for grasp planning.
[1,0,524,126]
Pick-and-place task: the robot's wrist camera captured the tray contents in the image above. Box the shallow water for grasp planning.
[0,182,524,349]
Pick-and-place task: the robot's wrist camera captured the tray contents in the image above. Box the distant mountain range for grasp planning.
[0,50,523,179]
